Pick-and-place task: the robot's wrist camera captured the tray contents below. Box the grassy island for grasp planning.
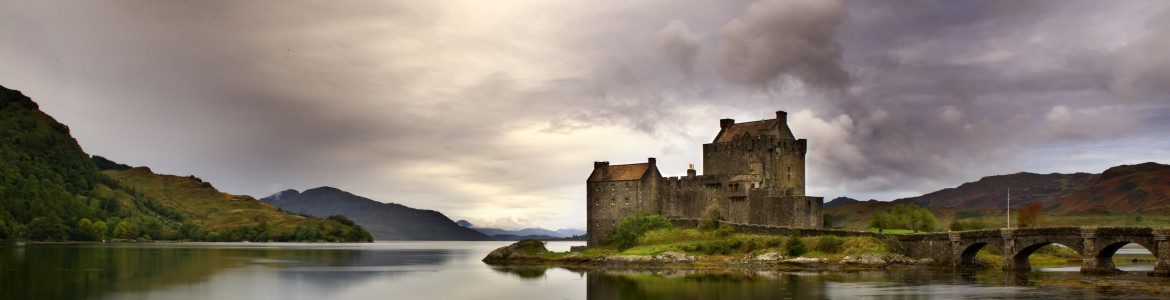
[483,213,1105,271]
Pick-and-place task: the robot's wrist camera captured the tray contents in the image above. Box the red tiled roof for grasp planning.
[714,120,777,143]
[588,163,649,182]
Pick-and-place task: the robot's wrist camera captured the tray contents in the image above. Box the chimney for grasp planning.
[687,163,696,177]
[720,118,735,130]
[594,161,609,180]
[775,110,788,124]
[647,157,656,168]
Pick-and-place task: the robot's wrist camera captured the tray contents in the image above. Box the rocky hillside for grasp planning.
[260,187,492,241]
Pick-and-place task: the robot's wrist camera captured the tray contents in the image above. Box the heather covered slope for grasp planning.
[1057,162,1170,214]
[893,172,1098,210]
[260,187,492,241]
[826,163,1170,230]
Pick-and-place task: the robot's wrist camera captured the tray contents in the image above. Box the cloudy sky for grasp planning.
[2,0,1168,230]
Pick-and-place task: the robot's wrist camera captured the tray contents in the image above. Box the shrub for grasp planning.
[949,219,990,231]
[814,235,844,254]
[606,212,673,251]
[785,235,806,257]
[713,223,735,238]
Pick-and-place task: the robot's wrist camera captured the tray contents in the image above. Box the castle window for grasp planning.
[625,198,629,205]
[787,167,792,183]
[611,198,615,206]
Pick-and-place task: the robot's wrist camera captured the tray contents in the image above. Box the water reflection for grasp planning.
[588,271,829,300]
[3,241,1167,300]
[582,267,1170,299]
[0,242,460,300]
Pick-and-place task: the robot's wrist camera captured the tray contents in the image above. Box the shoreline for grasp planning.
[482,240,938,272]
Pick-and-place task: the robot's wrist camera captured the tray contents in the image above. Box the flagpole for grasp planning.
[1006,188,1011,229]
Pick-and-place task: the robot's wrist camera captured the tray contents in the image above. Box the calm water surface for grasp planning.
[1,241,1167,299]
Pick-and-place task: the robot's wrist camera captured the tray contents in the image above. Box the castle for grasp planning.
[586,110,823,247]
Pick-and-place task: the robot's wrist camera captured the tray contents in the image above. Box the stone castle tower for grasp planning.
[586,110,823,247]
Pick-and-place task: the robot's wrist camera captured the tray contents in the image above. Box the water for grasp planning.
[1,242,1166,299]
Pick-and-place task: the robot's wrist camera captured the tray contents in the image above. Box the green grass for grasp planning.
[591,228,889,258]
[866,228,919,234]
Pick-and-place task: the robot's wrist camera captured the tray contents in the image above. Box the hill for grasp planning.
[102,166,371,241]
[1058,162,1170,214]
[827,162,1170,231]
[259,187,492,241]
[455,220,584,241]
[823,197,860,209]
[0,84,369,242]
[892,172,1098,210]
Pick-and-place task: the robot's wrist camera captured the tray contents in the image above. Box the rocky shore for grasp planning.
[482,240,934,271]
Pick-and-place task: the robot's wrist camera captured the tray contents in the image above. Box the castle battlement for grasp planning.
[586,110,824,247]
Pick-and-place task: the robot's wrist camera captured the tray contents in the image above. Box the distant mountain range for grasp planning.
[259,187,492,241]
[455,220,585,241]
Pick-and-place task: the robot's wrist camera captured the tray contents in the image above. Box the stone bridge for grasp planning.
[896,227,1170,276]
[664,219,1170,276]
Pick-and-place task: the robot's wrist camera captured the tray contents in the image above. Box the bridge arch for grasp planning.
[1010,242,1082,272]
[1084,240,1156,274]
[958,242,990,268]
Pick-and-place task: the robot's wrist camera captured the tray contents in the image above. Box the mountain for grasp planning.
[1057,162,1170,214]
[260,187,492,241]
[472,227,566,238]
[556,228,586,236]
[823,197,861,209]
[892,171,1098,210]
[824,162,1170,230]
[0,84,369,242]
[100,165,372,242]
[454,220,585,241]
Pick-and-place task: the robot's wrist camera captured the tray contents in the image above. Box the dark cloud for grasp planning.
[659,20,704,75]
[716,0,850,90]
[1,0,1168,228]
[1112,8,1170,95]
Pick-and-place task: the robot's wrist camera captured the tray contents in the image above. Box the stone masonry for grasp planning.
[586,110,824,247]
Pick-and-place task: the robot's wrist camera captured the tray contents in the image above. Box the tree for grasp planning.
[785,235,806,256]
[1017,202,1043,228]
[605,212,673,251]
[911,207,937,232]
[869,211,894,232]
[26,214,67,241]
[870,204,937,233]
[112,221,138,239]
[77,218,96,241]
[90,220,108,240]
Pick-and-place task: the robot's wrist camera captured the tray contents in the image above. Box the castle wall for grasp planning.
[658,175,719,220]
[586,110,822,247]
[587,180,645,246]
[701,136,808,195]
